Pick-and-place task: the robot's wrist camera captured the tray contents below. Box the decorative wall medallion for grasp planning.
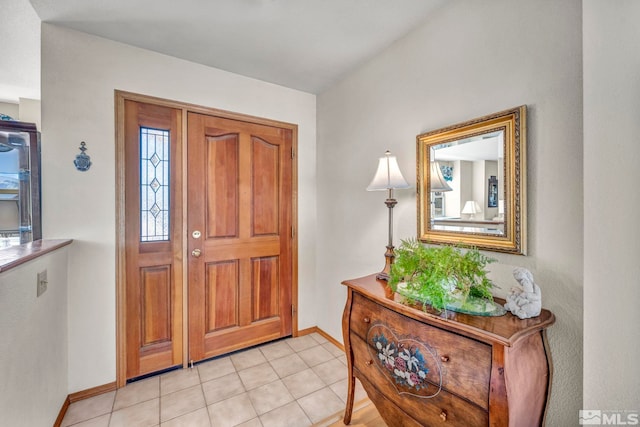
[367,323,442,398]
[74,141,92,171]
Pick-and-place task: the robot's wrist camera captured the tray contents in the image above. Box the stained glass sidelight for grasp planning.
[140,127,170,242]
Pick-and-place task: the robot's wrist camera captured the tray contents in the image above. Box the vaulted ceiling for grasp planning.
[27,0,444,94]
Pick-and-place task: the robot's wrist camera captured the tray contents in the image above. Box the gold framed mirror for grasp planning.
[417,106,527,254]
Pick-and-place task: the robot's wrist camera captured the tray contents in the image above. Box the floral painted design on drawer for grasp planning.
[367,323,443,398]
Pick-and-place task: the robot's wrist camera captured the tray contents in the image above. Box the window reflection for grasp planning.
[0,122,38,247]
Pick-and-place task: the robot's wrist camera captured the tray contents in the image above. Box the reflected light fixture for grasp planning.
[462,200,482,220]
[430,161,453,192]
[367,150,411,281]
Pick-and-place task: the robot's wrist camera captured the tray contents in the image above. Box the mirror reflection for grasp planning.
[0,121,40,248]
[430,130,505,235]
[417,106,527,255]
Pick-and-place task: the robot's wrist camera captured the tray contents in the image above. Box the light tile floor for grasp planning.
[61,333,367,427]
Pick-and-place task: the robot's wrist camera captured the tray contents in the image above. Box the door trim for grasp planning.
[115,90,299,387]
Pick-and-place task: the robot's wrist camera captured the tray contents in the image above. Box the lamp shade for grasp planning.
[367,151,410,191]
[461,200,482,215]
[430,162,453,192]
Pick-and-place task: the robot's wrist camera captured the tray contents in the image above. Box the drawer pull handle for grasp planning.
[363,317,371,324]
[365,360,373,366]
[440,410,447,421]
[440,355,450,363]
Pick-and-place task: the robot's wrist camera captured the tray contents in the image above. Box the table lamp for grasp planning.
[367,150,411,280]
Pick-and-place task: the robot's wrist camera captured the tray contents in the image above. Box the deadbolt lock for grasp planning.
[192,230,201,239]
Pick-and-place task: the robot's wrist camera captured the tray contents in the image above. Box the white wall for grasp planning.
[41,24,317,393]
[18,98,42,129]
[584,0,640,410]
[0,248,69,426]
[316,0,582,425]
[0,99,41,128]
[459,161,472,215]
[0,102,19,118]
[471,161,485,219]
[0,0,40,103]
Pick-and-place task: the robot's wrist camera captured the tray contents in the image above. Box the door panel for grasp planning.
[252,256,279,321]
[206,135,239,239]
[141,266,171,345]
[187,112,293,362]
[205,260,240,331]
[124,100,183,379]
[252,137,279,236]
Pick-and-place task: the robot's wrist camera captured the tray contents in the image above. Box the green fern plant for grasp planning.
[388,238,497,312]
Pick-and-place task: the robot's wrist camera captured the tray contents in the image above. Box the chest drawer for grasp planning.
[350,292,492,409]
[351,332,488,427]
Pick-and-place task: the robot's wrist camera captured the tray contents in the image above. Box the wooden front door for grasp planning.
[123,100,183,379]
[186,112,294,362]
[118,93,297,384]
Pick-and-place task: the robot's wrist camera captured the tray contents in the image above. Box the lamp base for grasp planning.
[376,245,395,281]
[376,272,390,281]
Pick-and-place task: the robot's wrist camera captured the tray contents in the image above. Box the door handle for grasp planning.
[192,249,202,257]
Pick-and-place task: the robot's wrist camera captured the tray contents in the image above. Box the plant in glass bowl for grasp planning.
[388,238,506,316]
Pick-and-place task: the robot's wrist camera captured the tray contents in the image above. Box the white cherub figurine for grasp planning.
[504,267,541,319]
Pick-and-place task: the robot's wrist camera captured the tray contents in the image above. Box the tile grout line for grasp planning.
[158,373,162,426]
[238,354,261,427]
[109,387,116,426]
[194,361,214,427]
